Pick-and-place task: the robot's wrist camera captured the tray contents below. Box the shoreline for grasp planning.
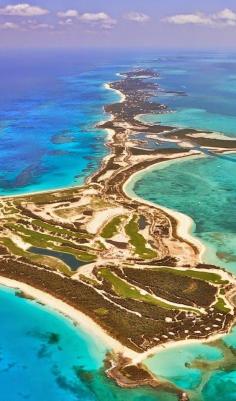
[123,149,236,270]
[104,82,126,104]
[2,153,235,362]
[123,153,207,261]
[142,320,236,364]
[0,85,122,200]
[0,276,139,361]
[0,274,234,367]
[0,67,236,396]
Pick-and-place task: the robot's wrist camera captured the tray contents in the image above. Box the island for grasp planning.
[0,69,235,401]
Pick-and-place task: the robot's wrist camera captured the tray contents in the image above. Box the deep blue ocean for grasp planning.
[0,49,136,195]
[1,50,236,401]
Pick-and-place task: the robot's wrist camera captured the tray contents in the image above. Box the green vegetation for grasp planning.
[214,297,230,313]
[95,241,106,250]
[156,267,228,285]
[6,223,65,245]
[80,274,99,286]
[36,256,72,276]
[17,187,82,204]
[99,268,199,313]
[5,223,96,262]
[101,216,124,239]
[91,198,113,209]
[0,237,28,258]
[125,215,157,259]
[4,207,19,215]
[94,307,108,316]
[31,219,90,239]
[0,237,72,276]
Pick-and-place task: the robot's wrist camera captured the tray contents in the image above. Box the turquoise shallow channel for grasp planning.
[141,108,236,136]
[1,50,236,400]
[127,153,236,275]
[144,327,236,401]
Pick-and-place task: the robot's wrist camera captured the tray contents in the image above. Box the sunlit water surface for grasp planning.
[1,50,236,401]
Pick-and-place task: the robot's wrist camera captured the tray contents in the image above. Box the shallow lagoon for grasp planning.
[129,153,236,275]
[142,108,236,136]
[145,329,236,401]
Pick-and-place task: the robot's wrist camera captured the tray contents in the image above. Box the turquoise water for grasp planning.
[2,50,236,195]
[141,108,236,136]
[127,52,236,399]
[1,51,236,195]
[0,50,132,195]
[130,153,236,274]
[0,285,176,401]
[1,50,236,400]
[145,343,223,392]
[129,149,236,399]
[0,285,106,401]
[145,328,236,401]
[147,52,236,137]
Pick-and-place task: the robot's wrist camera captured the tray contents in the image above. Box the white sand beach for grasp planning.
[0,276,139,361]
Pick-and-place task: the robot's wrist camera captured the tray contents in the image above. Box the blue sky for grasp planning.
[1,1,236,48]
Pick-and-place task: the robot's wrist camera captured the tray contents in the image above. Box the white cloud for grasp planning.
[5,19,55,31]
[125,12,150,23]
[57,10,116,30]
[79,12,116,29]
[57,9,78,18]
[163,8,236,27]
[80,12,108,22]
[215,8,236,21]
[213,8,236,25]
[59,18,74,26]
[164,13,212,25]
[0,3,48,17]
[0,21,19,29]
